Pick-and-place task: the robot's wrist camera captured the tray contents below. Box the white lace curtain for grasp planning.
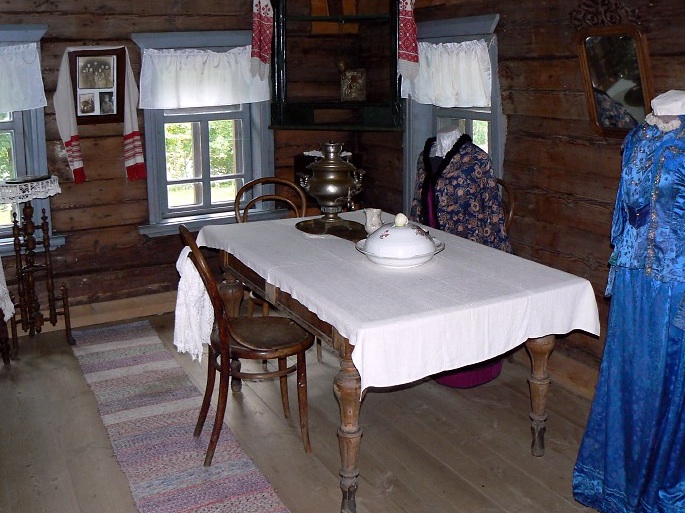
[401,39,491,108]
[0,43,47,112]
[138,45,270,109]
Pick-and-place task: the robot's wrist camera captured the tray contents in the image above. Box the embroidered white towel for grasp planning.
[251,0,273,80]
[398,0,419,80]
[54,46,146,183]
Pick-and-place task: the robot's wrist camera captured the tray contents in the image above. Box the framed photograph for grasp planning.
[69,48,125,125]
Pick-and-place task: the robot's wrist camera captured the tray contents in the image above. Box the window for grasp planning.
[133,31,273,236]
[0,112,26,226]
[156,106,249,219]
[0,26,62,251]
[435,109,492,154]
[402,15,505,212]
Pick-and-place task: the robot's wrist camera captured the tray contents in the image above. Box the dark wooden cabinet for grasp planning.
[271,0,402,131]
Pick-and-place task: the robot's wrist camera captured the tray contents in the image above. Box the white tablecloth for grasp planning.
[195,211,600,392]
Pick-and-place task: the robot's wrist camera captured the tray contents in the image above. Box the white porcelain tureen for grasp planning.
[355,213,444,268]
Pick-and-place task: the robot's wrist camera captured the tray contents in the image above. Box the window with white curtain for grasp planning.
[0,26,61,250]
[132,31,273,236]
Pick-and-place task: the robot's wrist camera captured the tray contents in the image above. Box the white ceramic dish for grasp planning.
[355,237,445,268]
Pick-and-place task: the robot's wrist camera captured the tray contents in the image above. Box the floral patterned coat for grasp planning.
[409,135,512,253]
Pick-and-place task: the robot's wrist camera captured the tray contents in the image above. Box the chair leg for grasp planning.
[61,283,75,346]
[278,357,290,418]
[204,362,230,467]
[316,337,322,362]
[261,303,270,370]
[296,351,311,453]
[194,347,217,437]
[230,358,242,392]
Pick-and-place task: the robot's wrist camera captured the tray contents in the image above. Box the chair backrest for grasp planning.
[234,177,307,223]
[496,178,515,233]
[179,225,227,324]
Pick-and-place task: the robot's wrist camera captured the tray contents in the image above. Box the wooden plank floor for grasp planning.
[0,312,596,513]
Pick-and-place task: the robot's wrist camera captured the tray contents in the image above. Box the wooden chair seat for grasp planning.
[227,316,313,355]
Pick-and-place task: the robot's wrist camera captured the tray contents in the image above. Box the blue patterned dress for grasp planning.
[572,116,685,513]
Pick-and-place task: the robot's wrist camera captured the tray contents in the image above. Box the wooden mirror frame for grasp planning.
[577,23,654,137]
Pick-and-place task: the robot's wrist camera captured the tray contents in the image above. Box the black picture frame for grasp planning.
[69,47,125,125]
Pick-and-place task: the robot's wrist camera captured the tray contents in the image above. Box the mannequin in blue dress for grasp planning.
[573,90,685,513]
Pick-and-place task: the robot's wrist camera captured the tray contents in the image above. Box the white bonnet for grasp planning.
[651,90,685,116]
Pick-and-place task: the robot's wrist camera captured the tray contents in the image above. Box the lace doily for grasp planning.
[0,175,61,204]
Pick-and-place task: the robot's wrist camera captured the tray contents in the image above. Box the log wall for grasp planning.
[2,0,683,388]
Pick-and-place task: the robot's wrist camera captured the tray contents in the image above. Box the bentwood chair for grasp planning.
[179,225,314,466]
[234,177,308,316]
[234,177,324,362]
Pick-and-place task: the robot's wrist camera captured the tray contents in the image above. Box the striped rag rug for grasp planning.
[71,319,290,513]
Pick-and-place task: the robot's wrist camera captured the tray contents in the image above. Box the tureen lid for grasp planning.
[364,213,437,258]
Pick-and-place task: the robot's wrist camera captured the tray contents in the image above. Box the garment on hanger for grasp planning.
[573,91,685,513]
[409,132,511,253]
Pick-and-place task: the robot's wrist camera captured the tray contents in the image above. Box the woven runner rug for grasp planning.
[71,319,290,513]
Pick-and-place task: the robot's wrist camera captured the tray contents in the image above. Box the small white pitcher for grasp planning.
[364,208,383,234]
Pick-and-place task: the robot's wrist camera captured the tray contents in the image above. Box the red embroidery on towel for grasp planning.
[251,0,273,66]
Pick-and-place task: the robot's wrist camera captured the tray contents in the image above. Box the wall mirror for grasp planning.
[577,24,654,137]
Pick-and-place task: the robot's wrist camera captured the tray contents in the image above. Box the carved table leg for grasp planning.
[525,334,555,457]
[333,330,362,513]
[219,251,245,318]
[220,251,245,393]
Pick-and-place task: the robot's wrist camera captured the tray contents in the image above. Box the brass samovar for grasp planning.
[296,142,366,241]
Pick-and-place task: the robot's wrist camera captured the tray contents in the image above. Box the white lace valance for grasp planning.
[0,175,61,204]
[401,40,491,108]
[139,45,270,109]
[0,43,47,112]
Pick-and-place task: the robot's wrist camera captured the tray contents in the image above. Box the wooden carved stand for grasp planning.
[0,176,73,362]
[10,200,74,355]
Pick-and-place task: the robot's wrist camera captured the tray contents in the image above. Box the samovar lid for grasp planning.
[307,142,356,172]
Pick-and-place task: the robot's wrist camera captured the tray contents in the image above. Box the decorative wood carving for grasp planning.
[569,0,640,30]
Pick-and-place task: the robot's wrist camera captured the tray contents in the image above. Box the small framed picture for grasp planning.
[341,69,366,102]
[69,48,125,124]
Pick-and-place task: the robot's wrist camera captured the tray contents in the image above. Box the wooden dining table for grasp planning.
[195,211,600,513]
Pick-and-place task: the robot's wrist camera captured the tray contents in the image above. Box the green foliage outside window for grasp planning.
[164,119,239,209]
[0,132,14,182]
